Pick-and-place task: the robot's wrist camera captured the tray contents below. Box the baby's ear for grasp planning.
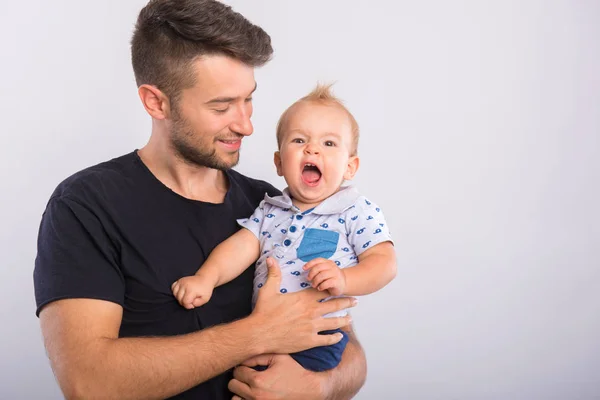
[273,151,284,176]
[344,155,360,180]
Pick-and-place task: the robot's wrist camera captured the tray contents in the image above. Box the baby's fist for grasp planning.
[171,276,214,309]
[303,258,346,296]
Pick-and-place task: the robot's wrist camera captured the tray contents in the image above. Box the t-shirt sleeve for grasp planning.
[236,199,267,239]
[344,197,394,257]
[261,181,281,198]
[34,196,125,316]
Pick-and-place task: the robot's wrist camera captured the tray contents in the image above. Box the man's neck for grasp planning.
[137,141,229,204]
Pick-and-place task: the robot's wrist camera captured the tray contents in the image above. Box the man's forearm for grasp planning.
[44,263,356,400]
[321,324,367,400]
[54,317,264,400]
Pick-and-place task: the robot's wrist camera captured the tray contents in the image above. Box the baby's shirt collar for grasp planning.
[263,185,361,215]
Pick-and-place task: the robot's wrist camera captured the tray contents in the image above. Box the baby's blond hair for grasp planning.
[276,83,360,156]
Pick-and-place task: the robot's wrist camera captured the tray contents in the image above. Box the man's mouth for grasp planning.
[217,137,242,150]
[218,136,242,143]
[301,163,322,186]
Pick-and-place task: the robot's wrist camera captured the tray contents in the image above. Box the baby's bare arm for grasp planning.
[197,228,260,287]
[342,241,397,296]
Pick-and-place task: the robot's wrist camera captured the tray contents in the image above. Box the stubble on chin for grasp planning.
[169,120,239,171]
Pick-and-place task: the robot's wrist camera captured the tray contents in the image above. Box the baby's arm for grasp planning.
[303,241,396,297]
[305,196,396,297]
[172,228,260,308]
[340,241,397,295]
[198,228,260,286]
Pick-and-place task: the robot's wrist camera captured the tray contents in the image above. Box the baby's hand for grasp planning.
[171,276,214,309]
[303,258,346,296]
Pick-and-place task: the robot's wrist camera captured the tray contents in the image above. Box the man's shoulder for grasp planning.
[50,152,139,201]
[227,169,281,198]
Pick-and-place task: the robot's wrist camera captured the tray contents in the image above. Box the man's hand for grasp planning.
[229,354,324,400]
[171,275,214,309]
[303,258,346,296]
[251,257,356,355]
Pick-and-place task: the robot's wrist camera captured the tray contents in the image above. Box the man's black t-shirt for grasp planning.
[34,151,280,399]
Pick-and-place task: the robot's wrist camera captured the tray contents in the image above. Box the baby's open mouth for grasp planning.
[302,163,322,185]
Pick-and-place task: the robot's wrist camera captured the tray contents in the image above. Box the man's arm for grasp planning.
[40,260,355,400]
[321,323,367,400]
[41,299,262,399]
[229,321,367,400]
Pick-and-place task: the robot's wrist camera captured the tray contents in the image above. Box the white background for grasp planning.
[1,0,599,398]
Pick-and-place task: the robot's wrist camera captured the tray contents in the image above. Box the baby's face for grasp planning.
[275,101,359,209]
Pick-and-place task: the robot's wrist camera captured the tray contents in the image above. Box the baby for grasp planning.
[172,84,397,372]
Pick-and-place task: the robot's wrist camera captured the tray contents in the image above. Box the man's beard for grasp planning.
[169,112,240,171]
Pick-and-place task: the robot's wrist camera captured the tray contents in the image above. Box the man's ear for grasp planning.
[343,155,360,180]
[274,151,284,176]
[138,84,171,120]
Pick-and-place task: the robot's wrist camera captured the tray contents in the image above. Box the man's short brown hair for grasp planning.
[131,0,273,105]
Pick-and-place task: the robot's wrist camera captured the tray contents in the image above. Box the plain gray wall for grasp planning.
[1,0,599,398]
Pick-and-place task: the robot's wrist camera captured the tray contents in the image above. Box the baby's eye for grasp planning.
[292,138,305,144]
[324,140,336,147]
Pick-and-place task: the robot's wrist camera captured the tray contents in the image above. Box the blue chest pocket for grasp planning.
[296,228,340,262]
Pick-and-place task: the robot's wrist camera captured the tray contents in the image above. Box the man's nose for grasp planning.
[230,106,253,136]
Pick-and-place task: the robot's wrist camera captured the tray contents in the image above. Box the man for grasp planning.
[33,0,367,399]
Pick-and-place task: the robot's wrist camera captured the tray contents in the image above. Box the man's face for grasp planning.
[168,55,256,170]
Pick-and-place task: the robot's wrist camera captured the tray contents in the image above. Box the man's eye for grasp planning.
[245,97,253,103]
[324,141,336,147]
[214,108,229,114]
